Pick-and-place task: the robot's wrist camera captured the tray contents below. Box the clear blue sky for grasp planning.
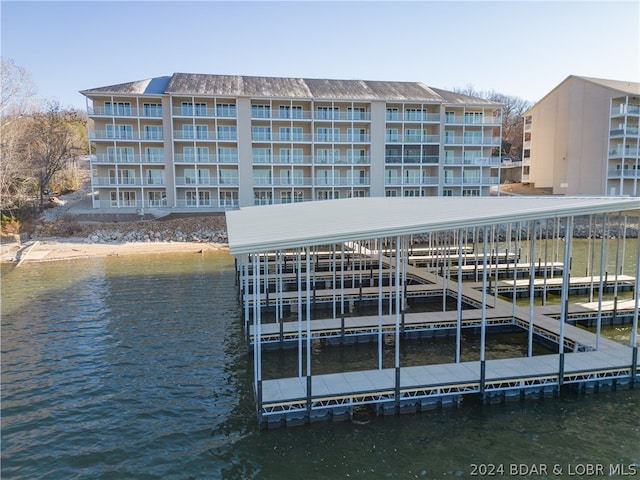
[2,0,639,110]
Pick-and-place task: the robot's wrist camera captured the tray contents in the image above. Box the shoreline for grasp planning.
[0,237,229,265]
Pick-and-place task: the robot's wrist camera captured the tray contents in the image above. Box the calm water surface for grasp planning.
[1,250,638,479]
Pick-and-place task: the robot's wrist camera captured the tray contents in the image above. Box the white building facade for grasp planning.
[81,74,503,211]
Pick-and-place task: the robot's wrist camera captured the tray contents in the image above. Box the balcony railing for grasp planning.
[314,133,371,143]
[384,176,440,186]
[444,136,501,145]
[385,155,439,164]
[92,177,166,186]
[610,127,640,137]
[607,169,640,178]
[175,177,220,186]
[386,134,440,143]
[608,147,640,157]
[443,157,501,166]
[251,132,314,142]
[174,154,238,164]
[92,154,165,164]
[611,105,640,116]
[175,199,239,209]
[314,111,371,121]
[89,106,163,118]
[386,113,441,123]
[172,106,237,118]
[173,130,237,141]
[444,115,503,125]
[90,130,164,141]
[251,109,313,120]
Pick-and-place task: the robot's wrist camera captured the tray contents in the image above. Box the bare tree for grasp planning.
[453,85,533,159]
[20,103,85,209]
[0,58,38,212]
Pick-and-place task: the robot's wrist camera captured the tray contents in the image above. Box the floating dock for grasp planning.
[226,196,640,429]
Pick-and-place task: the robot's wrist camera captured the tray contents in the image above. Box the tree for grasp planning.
[0,58,37,212]
[453,84,533,159]
[20,102,85,209]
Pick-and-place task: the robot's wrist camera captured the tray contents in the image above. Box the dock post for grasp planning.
[306,375,312,421]
[632,347,638,388]
[480,360,486,398]
[401,310,405,334]
[558,353,565,389]
[341,314,345,340]
[395,366,401,413]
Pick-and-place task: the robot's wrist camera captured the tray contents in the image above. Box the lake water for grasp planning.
[1,247,639,479]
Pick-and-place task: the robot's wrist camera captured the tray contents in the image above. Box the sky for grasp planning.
[1,0,639,110]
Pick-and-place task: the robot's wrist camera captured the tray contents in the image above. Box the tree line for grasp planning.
[1,58,88,218]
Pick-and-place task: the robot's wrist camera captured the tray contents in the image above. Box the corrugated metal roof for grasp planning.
[225,196,640,255]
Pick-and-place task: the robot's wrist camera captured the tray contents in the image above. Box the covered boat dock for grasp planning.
[226,196,640,428]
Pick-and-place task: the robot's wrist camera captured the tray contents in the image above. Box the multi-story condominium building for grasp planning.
[522,75,640,196]
[81,74,503,211]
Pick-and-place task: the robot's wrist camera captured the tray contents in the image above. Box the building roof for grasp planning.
[225,196,640,255]
[81,73,500,104]
[577,76,640,96]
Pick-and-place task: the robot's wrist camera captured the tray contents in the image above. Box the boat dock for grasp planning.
[226,196,640,429]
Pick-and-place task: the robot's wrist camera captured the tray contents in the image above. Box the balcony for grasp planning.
[174,154,237,164]
[175,177,219,186]
[173,130,237,141]
[90,130,164,141]
[444,114,503,125]
[607,169,639,179]
[313,156,370,165]
[89,106,162,118]
[385,155,439,164]
[92,154,165,164]
[314,111,371,121]
[611,105,640,117]
[314,133,371,143]
[252,132,314,142]
[610,126,640,137]
[251,109,313,120]
[385,176,439,186]
[608,147,640,158]
[172,106,236,118]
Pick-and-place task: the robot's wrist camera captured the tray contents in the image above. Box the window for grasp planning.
[347,149,367,164]
[147,191,166,207]
[279,127,291,142]
[316,106,339,120]
[198,191,211,206]
[252,104,271,118]
[463,188,480,197]
[105,102,131,116]
[219,168,238,185]
[316,149,339,163]
[445,111,456,123]
[216,103,236,117]
[145,147,164,163]
[405,109,425,122]
[348,190,366,198]
[316,169,333,186]
[220,191,238,207]
[347,128,367,142]
[405,169,421,185]
[253,169,272,186]
[252,126,271,141]
[185,169,197,184]
[279,105,303,119]
[348,107,366,120]
[195,125,209,140]
[386,190,398,197]
[146,169,164,185]
[110,191,136,207]
[386,128,399,142]
[316,128,338,142]
[218,147,237,163]
[181,102,194,116]
[444,131,456,144]
[183,146,210,162]
[443,189,453,197]
[109,168,136,185]
[106,124,133,139]
[144,125,163,140]
[463,169,481,184]
[217,125,237,140]
[143,103,162,117]
[107,146,134,162]
[194,103,208,116]
[464,112,483,124]
[463,131,482,144]
[405,129,424,142]
[254,190,273,205]
[386,108,399,121]
[186,191,198,206]
[279,148,304,163]
[403,189,421,197]
[182,125,195,139]
[385,169,399,185]
[252,148,272,163]
[317,190,338,200]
